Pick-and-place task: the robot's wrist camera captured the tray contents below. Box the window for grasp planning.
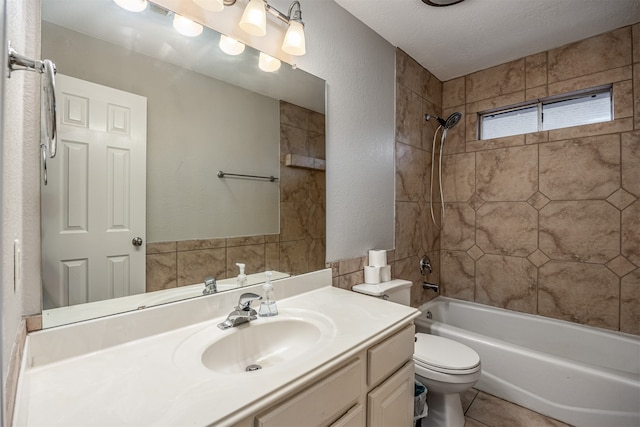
[479,86,612,140]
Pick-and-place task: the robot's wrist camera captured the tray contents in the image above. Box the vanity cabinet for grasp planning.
[235,323,415,427]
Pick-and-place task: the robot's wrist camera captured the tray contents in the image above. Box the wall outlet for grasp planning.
[14,239,21,292]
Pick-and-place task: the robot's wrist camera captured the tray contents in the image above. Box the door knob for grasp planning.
[132,237,143,246]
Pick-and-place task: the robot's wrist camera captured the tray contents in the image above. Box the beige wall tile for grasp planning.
[396,201,423,259]
[280,202,308,242]
[466,59,525,103]
[422,68,443,108]
[443,77,465,108]
[547,118,633,141]
[396,83,423,147]
[279,164,310,203]
[634,23,640,64]
[525,52,547,88]
[280,240,309,275]
[226,235,265,247]
[621,268,640,335]
[420,201,441,252]
[525,85,548,100]
[525,131,548,145]
[338,254,365,275]
[548,27,632,83]
[476,145,538,201]
[309,238,326,271]
[614,80,634,119]
[441,203,475,251]
[540,201,620,263]
[622,200,640,266]
[635,64,640,130]
[440,250,474,301]
[176,248,226,286]
[280,123,308,156]
[337,270,365,291]
[226,244,265,277]
[146,241,176,254]
[265,242,280,271]
[476,255,537,314]
[280,100,309,130]
[308,110,326,135]
[467,134,525,152]
[308,203,325,240]
[146,253,177,292]
[548,65,632,97]
[394,256,424,307]
[396,141,426,202]
[464,111,478,142]
[538,261,619,330]
[466,91,526,114]
[176,238,225,251]
[539,135,620,200]
[422,100,442,151]
[396,49,423,94]
[621,131,640,196]
[476,202,538,257]
[441,153,475,202]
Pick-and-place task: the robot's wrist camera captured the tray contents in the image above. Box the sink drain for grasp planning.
[246,364,262,372]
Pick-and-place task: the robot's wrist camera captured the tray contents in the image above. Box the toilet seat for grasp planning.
[414,333,480,375]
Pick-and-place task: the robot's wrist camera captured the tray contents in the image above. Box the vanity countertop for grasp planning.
[14,271,419,426]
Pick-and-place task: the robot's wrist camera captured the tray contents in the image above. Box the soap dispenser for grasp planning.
[236,263,247,287]
[258,271,278,317]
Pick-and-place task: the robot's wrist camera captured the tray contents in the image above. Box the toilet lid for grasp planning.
[414,333,480,371]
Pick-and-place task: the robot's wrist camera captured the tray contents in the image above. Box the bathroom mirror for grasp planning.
[40,0,326,328]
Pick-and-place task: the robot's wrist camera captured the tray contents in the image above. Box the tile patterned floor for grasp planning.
[461,389,572,427]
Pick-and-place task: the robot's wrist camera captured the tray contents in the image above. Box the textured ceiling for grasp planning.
[334,0,640,81]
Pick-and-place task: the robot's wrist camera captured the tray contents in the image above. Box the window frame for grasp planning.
[478,85,613,140]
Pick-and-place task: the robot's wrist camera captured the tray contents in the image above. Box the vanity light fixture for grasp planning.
[113,0,148,12]
[173,13,204,37]
[258,52,281,72]
[219,34,246,55]
[193,0,306,56]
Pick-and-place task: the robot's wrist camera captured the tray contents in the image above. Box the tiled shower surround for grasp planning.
[392,23,640,335]
[146,101,326,291]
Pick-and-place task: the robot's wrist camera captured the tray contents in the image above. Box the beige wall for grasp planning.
[392,24,640,334]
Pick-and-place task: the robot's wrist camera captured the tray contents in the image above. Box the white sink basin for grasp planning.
[174,309,336,375]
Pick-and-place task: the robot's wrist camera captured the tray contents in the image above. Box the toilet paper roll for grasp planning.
[368,250,387,268]
[364,266,381,284]
[380,265,391,282]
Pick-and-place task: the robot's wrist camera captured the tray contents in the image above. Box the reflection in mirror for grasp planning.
[40,0,326,328]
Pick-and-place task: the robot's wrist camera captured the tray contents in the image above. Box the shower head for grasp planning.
[424,112,463,130]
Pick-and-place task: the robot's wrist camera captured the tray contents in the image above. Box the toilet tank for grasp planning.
[352,279,412,306]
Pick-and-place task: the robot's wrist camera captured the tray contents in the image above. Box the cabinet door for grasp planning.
[367,361,414,427]
[256,358,362,427]
[330,404,364,427]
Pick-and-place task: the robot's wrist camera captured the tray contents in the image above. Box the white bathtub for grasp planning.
[416,297,640,427]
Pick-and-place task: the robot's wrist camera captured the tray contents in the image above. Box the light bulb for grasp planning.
[239,0,266,37]
[258,52,281,72]
[113,0,148,12]
[219,35,245,56]
[173,14,203,37]
[282,20,305,56]
[193,0,224,12]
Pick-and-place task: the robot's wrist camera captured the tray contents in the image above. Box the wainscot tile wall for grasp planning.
[146,101,326,291]
[430,24,638,334]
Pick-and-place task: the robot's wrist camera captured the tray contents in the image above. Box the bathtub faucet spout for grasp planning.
[423,282,439,292]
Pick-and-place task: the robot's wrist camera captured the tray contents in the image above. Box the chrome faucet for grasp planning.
[203,276,217,295]
[217,292,262,330]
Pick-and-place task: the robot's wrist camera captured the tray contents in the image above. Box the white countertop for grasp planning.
[15,270,419,426]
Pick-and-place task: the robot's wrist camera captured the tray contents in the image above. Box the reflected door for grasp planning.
[41,74,147,308]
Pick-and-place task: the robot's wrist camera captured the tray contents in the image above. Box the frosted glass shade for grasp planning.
[258,52,281,72]
[113,0,147,12]
[193,0,224,12]
[282,21,305,56]
[173,14,203,37]
[239,0,267,36]
[219,35,246,56]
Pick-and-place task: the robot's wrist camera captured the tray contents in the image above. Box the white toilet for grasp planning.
[353,279,480,427]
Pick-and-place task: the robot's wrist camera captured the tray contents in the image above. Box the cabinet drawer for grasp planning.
[329,404,364,427]
[367,324,414,387]
[256,358,363,427]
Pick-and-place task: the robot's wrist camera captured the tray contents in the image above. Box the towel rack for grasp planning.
[8,41,57,185]
[217,170,279,182]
